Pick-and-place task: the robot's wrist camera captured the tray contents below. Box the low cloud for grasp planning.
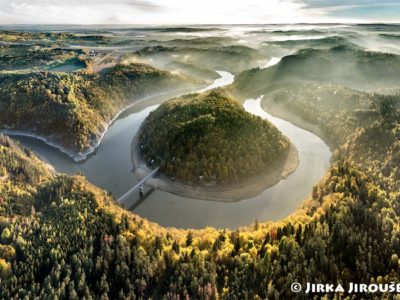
[127,0,162,12]
[297,0,400,9]
[0,0,398,24]
[1,0,163,11]
[294,0,400,21]
[0,0,165,24]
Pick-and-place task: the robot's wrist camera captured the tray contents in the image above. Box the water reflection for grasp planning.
[13,74,331,229]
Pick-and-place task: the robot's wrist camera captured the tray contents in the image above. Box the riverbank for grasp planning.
[131,132,299,202]
[8,71,330,228]
[0,86,203,162]
[259,91,337,152]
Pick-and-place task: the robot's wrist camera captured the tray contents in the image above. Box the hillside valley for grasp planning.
[1,24,400,299]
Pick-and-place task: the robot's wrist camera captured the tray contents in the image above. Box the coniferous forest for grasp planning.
[1,25,400,299]
[1,83,400,298]
[138,91,290,184]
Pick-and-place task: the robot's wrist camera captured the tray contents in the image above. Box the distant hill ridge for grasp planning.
[234,44,400,94]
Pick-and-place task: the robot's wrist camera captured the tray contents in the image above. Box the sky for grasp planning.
[0,0,399,24]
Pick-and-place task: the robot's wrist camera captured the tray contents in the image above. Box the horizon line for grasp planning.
[0,22,399,26]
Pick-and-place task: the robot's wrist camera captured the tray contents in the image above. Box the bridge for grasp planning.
[117,167,160,204]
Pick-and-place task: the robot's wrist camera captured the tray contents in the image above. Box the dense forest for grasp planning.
[0,63,197,154]
[2,28,400,299]
[0,44,87,71]
[233,44,400,93]
[0,31,110,44]
[164,60,220,81]
[137,90,290,184]
[1,87,400,298]
[136,44,263,74]
[0,30,201,156]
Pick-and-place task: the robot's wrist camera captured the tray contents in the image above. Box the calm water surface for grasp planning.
[14,71,331,229]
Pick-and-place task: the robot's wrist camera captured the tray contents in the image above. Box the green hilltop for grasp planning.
[0,87,400,298]
[1,27,400,299]
[0,63,197,154]
[234,45,400,95]
[137,90,290,184]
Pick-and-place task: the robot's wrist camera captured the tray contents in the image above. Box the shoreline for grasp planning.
[131,132,300,202]
[0,85,203,162]
[0,129,86,162]
[259,92,337,153]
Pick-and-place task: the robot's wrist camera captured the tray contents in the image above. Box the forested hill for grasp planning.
[136,44,263,74]
[0,134,53,216]
[2,28,400,299]
[233,45,400,95]
[137,90,290,184]
[0,63,198,155]
[0,89,400,298]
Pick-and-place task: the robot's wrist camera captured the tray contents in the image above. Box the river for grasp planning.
[12,70,331,229]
